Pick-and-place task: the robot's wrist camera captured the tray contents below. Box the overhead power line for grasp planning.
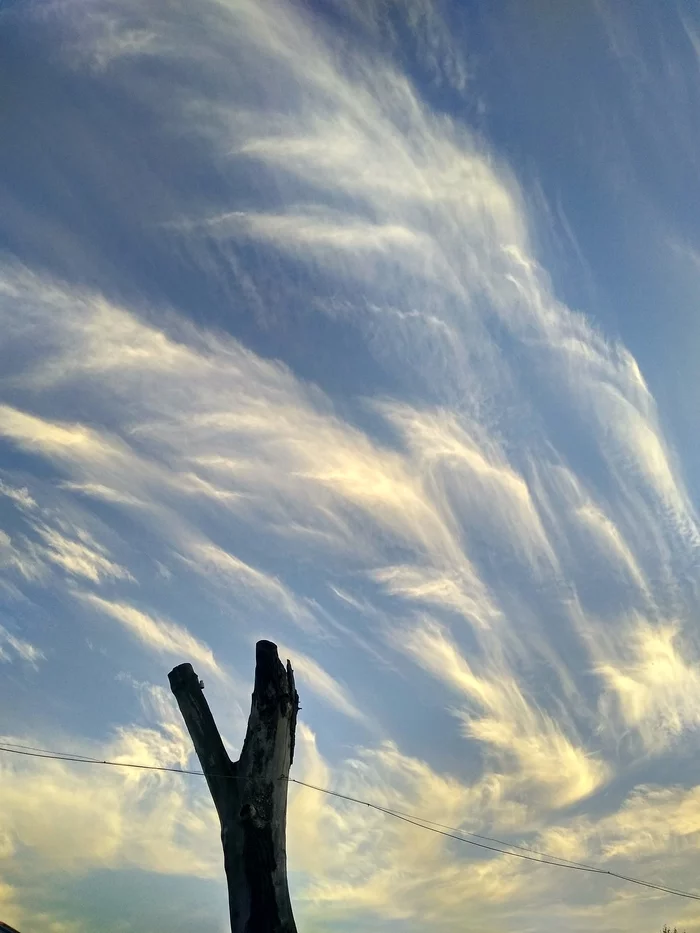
[1,742,699,902]
[0,742,213,777]
[0,742,586,868]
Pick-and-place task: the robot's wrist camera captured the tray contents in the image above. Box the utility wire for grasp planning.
[0,741,110,761]
[2,742,699,901]
[0,743,225,777]
[0,743,591,869]
[288,776,594,871]
[289,778,700,901]
[0,743,586,866]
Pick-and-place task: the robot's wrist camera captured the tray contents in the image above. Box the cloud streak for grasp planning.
[278,644,369,725]
[0,624,44,666]
[78,593,225,681]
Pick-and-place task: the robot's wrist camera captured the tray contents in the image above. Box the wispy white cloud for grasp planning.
[0,528,45,583]
[0,403,130,471]
[380,403,559,576]
[183,539,317,632]
[58,482,145,507]
[195,209,428,257]
[0,624,44,667]
[596,617,700,754]
[373,563,500,631]
[0,269,475,580]
[0,480,37,511]
[34,524,131,584]
[397,619,608,809]
[78,593,225,680]
[278,644,368,725]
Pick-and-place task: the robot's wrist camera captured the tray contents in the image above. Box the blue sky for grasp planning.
[2,1,700,931]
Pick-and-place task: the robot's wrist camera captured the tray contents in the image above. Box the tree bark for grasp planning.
[168,640,299,933]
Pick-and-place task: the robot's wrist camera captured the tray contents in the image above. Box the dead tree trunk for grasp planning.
[168,640,299,933]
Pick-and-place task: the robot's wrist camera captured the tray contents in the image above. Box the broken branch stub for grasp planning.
[169,640,299,933]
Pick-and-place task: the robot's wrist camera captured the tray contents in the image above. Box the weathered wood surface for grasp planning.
[169,640,299,933]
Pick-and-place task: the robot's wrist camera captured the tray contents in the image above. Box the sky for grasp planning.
[2,0,700,930]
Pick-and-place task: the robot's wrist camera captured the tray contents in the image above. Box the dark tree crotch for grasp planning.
[169,640,299,933]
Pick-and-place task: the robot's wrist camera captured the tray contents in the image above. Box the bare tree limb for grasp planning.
[169,640,299,933]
